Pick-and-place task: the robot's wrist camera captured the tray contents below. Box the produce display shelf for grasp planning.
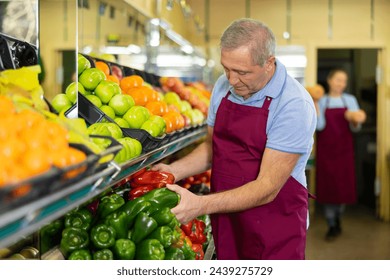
[0,125,207,249]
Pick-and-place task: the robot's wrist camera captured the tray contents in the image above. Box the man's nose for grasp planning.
[228,72,239,85]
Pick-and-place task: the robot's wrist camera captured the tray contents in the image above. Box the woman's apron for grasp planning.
[211,91,309,260]
[316,97,356,204]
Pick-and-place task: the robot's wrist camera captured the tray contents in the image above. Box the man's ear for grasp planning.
[266,56,276,71]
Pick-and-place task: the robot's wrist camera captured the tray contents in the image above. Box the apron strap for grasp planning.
[262,96,272,110]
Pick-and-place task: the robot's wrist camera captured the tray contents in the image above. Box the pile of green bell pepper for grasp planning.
[57,187,203,260]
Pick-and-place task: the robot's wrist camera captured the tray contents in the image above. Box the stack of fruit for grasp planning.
[0,66,107,193]
[0,95,88,198]
[159,77,210,117]
[86,122,142,164]
[76,54,168,138]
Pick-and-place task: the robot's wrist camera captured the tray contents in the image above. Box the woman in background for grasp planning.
[315,68,366,241]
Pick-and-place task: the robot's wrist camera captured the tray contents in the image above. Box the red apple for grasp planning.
[111,65,123,81]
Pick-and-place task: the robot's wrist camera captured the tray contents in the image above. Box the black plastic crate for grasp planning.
[78,93,167,153]
[121,128,165,153]
[0,168,61,214]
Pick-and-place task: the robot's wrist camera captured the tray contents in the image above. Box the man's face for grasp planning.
[221,45,273,99]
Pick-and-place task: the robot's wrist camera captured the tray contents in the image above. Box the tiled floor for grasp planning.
[306,204,390,260]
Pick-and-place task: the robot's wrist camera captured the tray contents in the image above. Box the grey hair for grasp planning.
[220,18,276,66]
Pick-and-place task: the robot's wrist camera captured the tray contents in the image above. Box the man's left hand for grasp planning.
[166,184,203,224]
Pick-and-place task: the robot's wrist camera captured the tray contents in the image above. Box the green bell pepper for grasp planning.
[151,207,175,226]
[113,239,136,260]
[116,197,152,227]
[142,188,180,215]
[68,249,92,260]
[60,227,89,257]
[167,216,180,230]
[181,242,196,260]
[164,247,185,260]
[135,239,165,260]
[64,208,93,231]
[104,211,129,239]
[40,219,63,254]
[90,224,116,249]
[148,226,173,248]
[131,212,158,244]
[97,193,125,219]
[93,249,114,260]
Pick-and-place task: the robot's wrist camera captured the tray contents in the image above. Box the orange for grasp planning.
[163,115,175,133]
[145,101,169,117]
[125,87,149,106]
[107,74,120,84]
[21,149,51,177]
[95,61,110,77]
[0,95,16,115]
[120,75,144,92]
[167,104,180,113]
[64,147,87,179]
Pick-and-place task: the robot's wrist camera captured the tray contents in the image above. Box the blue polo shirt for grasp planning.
[207,59,317,187]
[316,93,361,132]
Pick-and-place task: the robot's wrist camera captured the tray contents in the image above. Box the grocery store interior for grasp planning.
[0,0,390,260]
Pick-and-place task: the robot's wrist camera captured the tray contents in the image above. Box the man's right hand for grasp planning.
[151,163,177,182]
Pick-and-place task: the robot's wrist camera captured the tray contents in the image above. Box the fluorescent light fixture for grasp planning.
[181,45,194,54]
[81,45,93,54]
[277,54,307,68]
[101,44,141,54]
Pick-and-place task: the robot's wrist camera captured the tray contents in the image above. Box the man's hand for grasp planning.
[166,184,203,224]
[150,163,177,181]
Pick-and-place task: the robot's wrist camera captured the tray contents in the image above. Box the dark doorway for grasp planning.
[317,49,378,210]
[61,50,76,93]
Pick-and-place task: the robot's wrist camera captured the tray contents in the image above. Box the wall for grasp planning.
[38,0,390,221]
[40,0,77,99]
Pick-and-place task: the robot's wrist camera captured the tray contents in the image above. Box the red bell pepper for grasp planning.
[130,170,175,188]
[191,243,205,260]
[127,185,156,200]
[130,167,147,180]
[180,219,207,245]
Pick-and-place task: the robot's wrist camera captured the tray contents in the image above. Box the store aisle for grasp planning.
[306,204,390,260]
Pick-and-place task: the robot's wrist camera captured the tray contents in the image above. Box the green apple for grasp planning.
[108,94,135,116]
[181,100,192,112]
[192,108,205,124]
[87,123,112,148]
[130,138,142,157]
[65,81,84,104]
[141,119,161,137]
[78,53,91,75]
[51,93,72,113]
[171,100,187,113]
[79,67,106,91]
[85,94,102,108]
[104,123,123,139]
[149,115,166,136]
[122,105,150,129]
[164,91,181,104]
[100,105,116,119]
[114,137,142,163]
[114,117,130,128]
[94,80,122,104]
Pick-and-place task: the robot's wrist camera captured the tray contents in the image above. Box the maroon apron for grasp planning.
[316,97,356,204]
[211,92,309,260]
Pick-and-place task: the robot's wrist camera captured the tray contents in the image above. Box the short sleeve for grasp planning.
[266,98,317,154]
